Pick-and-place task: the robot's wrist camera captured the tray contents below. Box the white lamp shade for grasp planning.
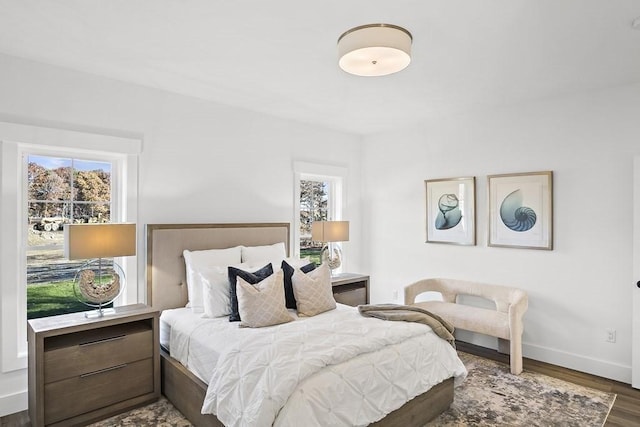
[64,223,136,260]
[338,24,412,77]
[311,221,350,242]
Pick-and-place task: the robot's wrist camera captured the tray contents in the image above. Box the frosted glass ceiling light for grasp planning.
[338,24,412,77]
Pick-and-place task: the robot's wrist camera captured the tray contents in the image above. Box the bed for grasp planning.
[146,222,466,427]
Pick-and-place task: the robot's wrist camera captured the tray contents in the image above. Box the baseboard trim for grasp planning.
[522,342,631,384]
[455,330,632,383]
[0,390,27,418]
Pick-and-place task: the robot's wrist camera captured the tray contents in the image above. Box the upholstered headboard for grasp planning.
[146,223,290,311]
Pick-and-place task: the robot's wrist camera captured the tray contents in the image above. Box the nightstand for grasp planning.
[331,273,370,306]
[27,304,160,427]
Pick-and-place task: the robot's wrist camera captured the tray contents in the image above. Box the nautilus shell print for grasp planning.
[435,193,462,230]
[500,189,537,232]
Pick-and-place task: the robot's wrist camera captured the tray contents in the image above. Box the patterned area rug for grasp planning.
[90,352,615,427]
[89,398,191,427]
[427,352,615,426]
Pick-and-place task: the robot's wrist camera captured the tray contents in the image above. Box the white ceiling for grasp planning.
[1,0,639,135]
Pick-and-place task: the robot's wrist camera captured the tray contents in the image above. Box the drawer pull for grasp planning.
[79,335,126,347]
[80,363,127,378]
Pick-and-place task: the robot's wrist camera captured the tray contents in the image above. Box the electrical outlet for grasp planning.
[392,290,398,301]
[605,329,616,343]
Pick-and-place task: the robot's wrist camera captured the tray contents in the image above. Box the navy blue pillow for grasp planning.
[281,260,317,309]
[228,263,273,322]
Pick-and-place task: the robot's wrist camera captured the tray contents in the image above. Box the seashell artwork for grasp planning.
[435,193,462,230]
[488,171,551,249]
[425,176,476,245]
[500,189,537,232]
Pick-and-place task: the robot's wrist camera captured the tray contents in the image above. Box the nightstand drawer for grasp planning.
[28,305,160,427]
[44,357,154,425]
[44,323,152,384]
[334,283,367,306]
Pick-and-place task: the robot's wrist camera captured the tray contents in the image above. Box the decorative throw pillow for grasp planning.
[241,242,287,266]
[236,270,293,328]
[292,263,336,317]
[281,260,316,309]
[183,246,242,310]
[199,265,241,318]
[228,263,273,322]
[282,256,311,268]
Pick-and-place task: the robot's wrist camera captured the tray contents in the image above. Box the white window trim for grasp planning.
[293,161,347,263]
[0,121,141,373]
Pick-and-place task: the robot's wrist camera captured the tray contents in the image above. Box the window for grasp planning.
[293,161,346,267]
[299,179,329,265]
[26,154,113,319]
[1,122,140,373]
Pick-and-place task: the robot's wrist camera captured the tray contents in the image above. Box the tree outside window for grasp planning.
[299,179,328,265]
[27,155,112,319]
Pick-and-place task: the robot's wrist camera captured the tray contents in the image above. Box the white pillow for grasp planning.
[236,270,293,328]
[183,246,242,309]
[241,242,287,266]
[292,263,336,317]
[199,266,230,318]
[200,262,256,318]
[282,256,311,268]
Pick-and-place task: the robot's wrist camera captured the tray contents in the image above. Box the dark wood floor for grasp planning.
[0,411,29,427]
[457,341,640,427]
[3,343,639,426]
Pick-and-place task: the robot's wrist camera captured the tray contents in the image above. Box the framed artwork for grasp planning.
[425,176,476,245]
[488,171,553,250]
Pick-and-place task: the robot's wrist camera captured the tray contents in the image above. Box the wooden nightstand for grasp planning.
[27,304,160,427]
[331,273,370,306]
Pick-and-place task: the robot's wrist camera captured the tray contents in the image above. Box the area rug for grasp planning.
[89,397,191,427]
[90,352,615,427]
[428,352,615,426]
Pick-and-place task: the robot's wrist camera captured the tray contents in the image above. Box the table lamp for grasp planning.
[64,223,136,318]
[311,220,349,275]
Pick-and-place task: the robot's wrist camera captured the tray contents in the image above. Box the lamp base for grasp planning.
[84,307,117,319]
[322,245,342,276]
[73,258,124,317]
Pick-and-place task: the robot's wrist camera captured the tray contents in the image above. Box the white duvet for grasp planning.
[197,305,467,427]
[163,307,236,383]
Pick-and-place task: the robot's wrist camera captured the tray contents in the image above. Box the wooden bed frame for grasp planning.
[146,222,454,426]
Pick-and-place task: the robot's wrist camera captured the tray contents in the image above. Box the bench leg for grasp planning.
[509,335,523,375]
[497,338,523,374]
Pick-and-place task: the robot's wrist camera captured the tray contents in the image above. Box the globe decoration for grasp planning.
[322,247,342,270]
[73,258,125,317]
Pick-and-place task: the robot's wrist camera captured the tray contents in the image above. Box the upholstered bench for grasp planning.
[404,278,528,374]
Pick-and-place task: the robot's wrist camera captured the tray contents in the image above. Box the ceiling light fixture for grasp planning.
[338,23,412,77]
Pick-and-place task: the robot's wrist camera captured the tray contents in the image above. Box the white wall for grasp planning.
[0,53,364,415]
[2,49,639,415]
[362,84,640,383]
